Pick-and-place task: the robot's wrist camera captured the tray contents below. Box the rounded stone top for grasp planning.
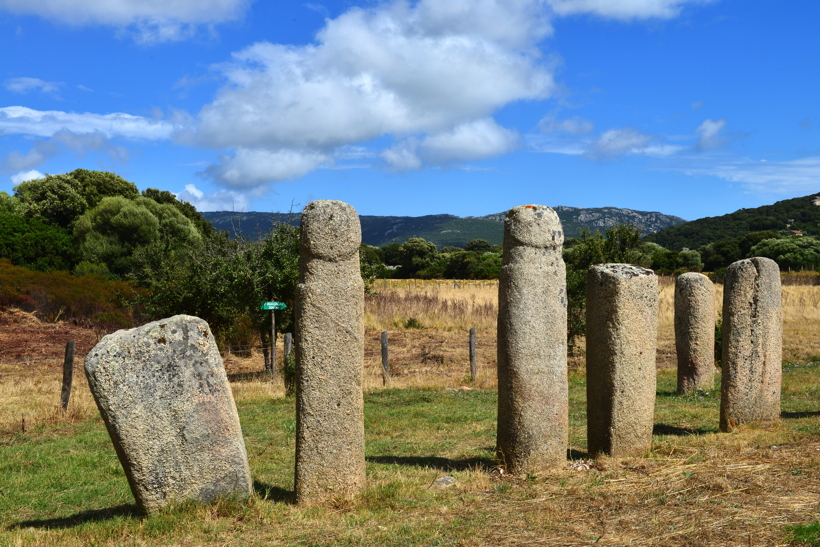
[504,204,563,248]
[590,263,655,279]
[676,272,711,286]
[300,200,361,261]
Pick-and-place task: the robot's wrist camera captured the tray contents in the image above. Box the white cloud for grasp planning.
[201,148,331,188]
[191,0,553,189]
[586,127,654,159]
[539,115,594,135]
[381,140,422,171]
[176,184,251,212]
[547,0,712,20]
[10,169,45,185]
[695,118,728,150]
[0,106,175,140]
[682,157,820,194]
[419,118,520,163]
[0,0,251,43]
[5,141,60,171]
[4,77,61,96]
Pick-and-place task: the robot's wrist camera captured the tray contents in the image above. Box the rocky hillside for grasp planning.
[202,206,686,248]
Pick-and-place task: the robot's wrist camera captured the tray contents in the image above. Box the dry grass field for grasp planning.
[2,275,820,545]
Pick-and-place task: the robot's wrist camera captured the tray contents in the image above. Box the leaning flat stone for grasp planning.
[84,315,252,514]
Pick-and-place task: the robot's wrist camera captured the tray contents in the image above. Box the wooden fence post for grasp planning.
[381,331,390,386]
[60,340,75,411]
[284,332,293,361]
[469,328,477,381]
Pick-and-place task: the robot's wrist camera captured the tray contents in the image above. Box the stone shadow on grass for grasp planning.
[253,480,294,504]
[568,448,590,460]
[10,504,139,530]
[653,423,713,436]
[367,455,495,472]
[782,410,820,419]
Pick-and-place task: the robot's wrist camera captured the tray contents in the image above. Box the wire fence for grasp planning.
[0,329,497,406]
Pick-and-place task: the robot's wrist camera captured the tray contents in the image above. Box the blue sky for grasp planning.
[1,0,818,221]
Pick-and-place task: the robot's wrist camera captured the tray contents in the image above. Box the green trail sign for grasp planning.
[261,301,287,311]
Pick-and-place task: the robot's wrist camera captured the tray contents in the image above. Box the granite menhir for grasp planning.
[84,315,252,514]
[294,200,366,504]
[720,257,782,432]
[586,264,658,457]
[496,204,568,473]
[675,272,716,394]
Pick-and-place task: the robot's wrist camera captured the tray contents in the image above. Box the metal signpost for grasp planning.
[260,301,287,374]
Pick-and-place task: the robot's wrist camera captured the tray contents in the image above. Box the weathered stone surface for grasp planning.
[496,204,567,473]
[586,264,658,457]
[84,315,252,514]
[719,257,782,432]
[295,199,365,504]
[675,273,716,394]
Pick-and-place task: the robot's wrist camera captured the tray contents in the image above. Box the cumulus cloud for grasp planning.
[5,141,60,171]
[4,77,61,96]
[0,106,175,140]
[539,115,594,135]
[547,0,712,20]
[201,148,331,188]
[191,0,553,187]
[10,169,45,185]
[381,140,422,171]
[419,118,520,163]
[176,183,251,212]
[695,118,728,150]
[586,127,654,159]
[0,0,251,42]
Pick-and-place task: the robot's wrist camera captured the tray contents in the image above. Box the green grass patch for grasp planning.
[3,365,820,545]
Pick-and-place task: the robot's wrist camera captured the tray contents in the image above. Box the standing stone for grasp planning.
[586,264,658,457]
[84,315,252,514]
[496,204,567,473]
[719,257,782,432]
[294,200,365,504]
[675,273,716,394]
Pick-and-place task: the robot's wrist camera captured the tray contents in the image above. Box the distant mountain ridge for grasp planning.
[202,206,686,248]
[645,193,820,250]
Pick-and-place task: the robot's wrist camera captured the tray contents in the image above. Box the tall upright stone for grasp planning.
[719,257,782,432]
[496,204,567,473]
[675,272,716,394]
[586,264,658,457]
[84,315,252,514]
[294,200,365,504]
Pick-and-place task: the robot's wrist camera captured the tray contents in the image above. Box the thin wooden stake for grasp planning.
[284,332,293,363]
[60,340,75,411]
[381,331,390,386]
[469,328,477,381]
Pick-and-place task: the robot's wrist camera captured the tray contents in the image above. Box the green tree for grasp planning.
[0,192,20,215]
[74,196,202,278]
[0,213,77,271]
[396,238,438,278]
[464,239,492,253]
[14,169,140,229]
[564,224,649,351]
[750,236,820,270]
[142,187,214,237]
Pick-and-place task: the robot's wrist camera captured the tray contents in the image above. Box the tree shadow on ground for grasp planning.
[253,480,294,504]
[782,410,820,419]
[367,455,495,472]
[653,423,713,436]
[9,504,139,530]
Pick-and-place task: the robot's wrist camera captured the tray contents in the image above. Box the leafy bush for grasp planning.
[0,214,77,272]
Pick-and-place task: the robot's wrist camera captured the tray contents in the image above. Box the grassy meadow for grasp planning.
[3,277,820,545]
